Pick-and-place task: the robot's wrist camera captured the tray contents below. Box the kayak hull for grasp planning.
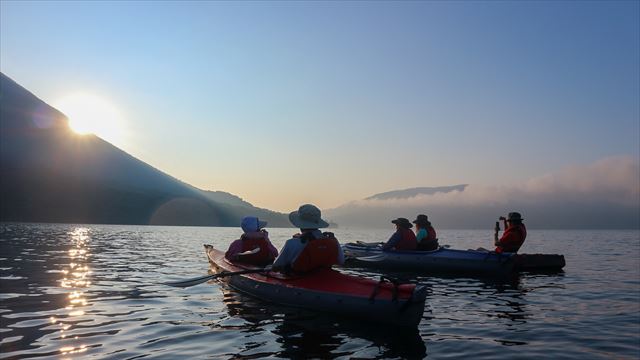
[343,243,564,274]
[204,245,427,327]
[343,243,515,275]
[513,253,566,272]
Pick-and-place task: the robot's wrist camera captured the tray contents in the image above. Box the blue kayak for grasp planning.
[342,242,564,275]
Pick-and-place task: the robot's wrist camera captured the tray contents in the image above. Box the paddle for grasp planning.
[356,241,384,248]
[351,254,387,262]
[163,267,271,288]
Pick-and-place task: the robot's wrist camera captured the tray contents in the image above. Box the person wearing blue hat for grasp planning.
[225,216,278,266]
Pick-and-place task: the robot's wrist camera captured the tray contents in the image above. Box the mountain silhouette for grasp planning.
[0,72,290,227]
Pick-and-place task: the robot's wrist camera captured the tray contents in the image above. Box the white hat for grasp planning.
[289,204,329,229]
[241,216,267,233]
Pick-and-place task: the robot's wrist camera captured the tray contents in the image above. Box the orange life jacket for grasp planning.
[291,233,340,273]
[496,224,527,253]
[238,232,274,266]
[395,228,417,250]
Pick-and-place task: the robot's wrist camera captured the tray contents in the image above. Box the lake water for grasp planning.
[1,223,639,359]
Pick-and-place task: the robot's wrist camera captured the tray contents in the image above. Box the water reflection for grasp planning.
[53,227,92,357]
[218,286,428,359]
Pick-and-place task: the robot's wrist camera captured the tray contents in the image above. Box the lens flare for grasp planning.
[54,93,127,147]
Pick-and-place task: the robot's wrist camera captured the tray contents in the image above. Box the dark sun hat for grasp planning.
[412,214,431,226]
[507,212,523,221]
[391,217,413,229]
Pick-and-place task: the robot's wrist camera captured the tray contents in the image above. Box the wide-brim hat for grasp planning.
[508,212,523,221]
[412,214,431,226]
[289,204,329,229]
[391,217,413,229]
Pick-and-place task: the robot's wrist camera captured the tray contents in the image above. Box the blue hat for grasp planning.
[241,216,267,233]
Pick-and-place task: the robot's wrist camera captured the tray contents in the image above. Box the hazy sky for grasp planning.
[1,1,638,212]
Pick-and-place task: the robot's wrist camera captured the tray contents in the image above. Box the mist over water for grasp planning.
[1,223,639,359]
[326,156,640,229]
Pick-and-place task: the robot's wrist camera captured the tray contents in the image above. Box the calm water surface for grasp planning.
[1,223,639,359]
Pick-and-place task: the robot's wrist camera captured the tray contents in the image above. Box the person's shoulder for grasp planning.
[284,236,303,245]
[321,231,337,239]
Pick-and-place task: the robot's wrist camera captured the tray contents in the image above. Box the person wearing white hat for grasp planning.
[272,204,344,273]
[225,216,278,266]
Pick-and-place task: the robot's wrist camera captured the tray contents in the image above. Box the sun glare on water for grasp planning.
[54,93,126,147]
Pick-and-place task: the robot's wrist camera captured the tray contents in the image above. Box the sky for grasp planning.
[1,1,639,213]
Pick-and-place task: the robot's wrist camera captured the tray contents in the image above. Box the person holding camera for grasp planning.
[494,212,527,253]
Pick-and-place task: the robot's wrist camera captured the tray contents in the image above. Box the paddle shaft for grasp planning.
[163,267,271,288]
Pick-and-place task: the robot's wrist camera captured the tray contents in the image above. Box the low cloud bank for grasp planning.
[325,156,640,229]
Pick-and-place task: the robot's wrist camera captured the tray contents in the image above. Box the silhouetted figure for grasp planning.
[413,214,439,251]
[383,218,417,251]
[494,212,527,253]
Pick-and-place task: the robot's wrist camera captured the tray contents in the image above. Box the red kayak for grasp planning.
[204,245,427,327]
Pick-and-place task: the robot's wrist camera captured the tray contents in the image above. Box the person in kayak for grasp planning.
[413,214,439,251]
[225,216,279,266]
[494,212,527,253]
[271,204,345,273]
[382,218,417,251]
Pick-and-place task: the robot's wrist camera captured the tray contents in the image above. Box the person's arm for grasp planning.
[494,217,507,246]
[262,232,279,258]
[382,231,401,251]
[271,241,292,270]
[272,238,305,271]
[267,241,279,258]
[225,239,243,260]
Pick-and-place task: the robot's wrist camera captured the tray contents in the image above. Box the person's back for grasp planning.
[225,216,278,266]
[271,204,345,273]
[416,225,439,251]
[413,214,439,251]
[235,231,278,266]
[290,231,341,272]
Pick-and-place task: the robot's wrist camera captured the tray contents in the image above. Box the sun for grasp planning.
[54,93,126,147]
